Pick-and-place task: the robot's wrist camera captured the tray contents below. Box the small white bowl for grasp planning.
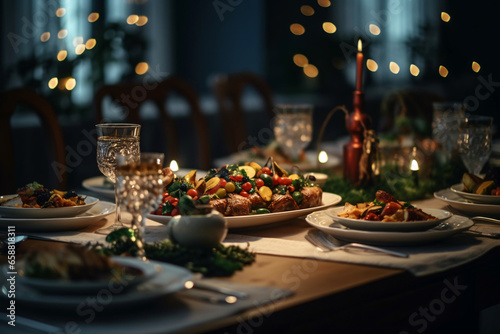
[166,210,228,248]
[304,172,328,187]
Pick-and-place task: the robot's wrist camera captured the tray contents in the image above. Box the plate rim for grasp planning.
[0,194,99,218]
[306,210,473,245]
[450,183,500,203]
[325,207,452,232]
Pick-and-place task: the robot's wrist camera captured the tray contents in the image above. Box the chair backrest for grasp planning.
[213,72,274,153]
[0,88,67,193]
[94,77,212,170]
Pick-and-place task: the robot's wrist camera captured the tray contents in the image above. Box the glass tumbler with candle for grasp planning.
[273,104,313,162]
[96,123,141,234]
[457,115,493,174]
[116,153,164,260]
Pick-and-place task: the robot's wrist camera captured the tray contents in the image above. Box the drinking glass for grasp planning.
[116,153,164,260]
[96,123,141,234]
[273,104,313,161]
[457,115,493,174]
[432,102,465,160]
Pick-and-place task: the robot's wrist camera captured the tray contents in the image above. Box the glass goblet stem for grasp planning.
[130,212,146,260]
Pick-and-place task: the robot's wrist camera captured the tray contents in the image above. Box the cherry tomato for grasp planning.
[242,182,253,192]
[288,186,295,193]
[171,208,179,216]
[235,174,244,182]
[239,190,249,198]
[279,177,292,186]
[364,212,380,221]
[187,189,198,197]
[225,182,236,193]
[255,178,264,188]
[220,179,227,188]
[273,174,280,186]
[380,202,402,217]
[261,167,271,175]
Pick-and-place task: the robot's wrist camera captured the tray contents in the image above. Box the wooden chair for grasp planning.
[0,88,67,193]
[94,77,212,170]
[213,72,274,153]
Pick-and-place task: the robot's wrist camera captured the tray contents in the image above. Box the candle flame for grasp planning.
[357,39,362,52]
[318,151,328,163]
[170,160,179,172]
[410,159,419,171]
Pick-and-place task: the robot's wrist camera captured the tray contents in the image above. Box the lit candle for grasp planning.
[169,160,179,172]
[356,39,363,91]
[410,147,419,187]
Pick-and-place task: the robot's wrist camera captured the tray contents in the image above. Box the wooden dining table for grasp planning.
[2,196,500,334]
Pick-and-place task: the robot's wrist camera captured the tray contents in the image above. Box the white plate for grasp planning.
[12,257,161,294]
[1,260,193,309]
[0,201,115,232]
[82,176,115,199]
[306,210,473,246]
[434,188,500,216]
[214,150,341,171]
[325,207,452,232]
[0,195,99,218]
[147,192,342,229]
[450,183,500,204]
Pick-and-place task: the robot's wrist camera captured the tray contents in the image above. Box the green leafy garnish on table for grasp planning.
[89,228,255,277]
[322,159,465,203]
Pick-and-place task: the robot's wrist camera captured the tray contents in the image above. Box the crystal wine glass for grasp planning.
[457,115,493,174]
[96,123,141,234]
[116,153,164,260]
[432,102,465,160]
[273,104,313,161]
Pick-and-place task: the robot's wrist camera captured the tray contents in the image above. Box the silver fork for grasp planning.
[306,229,408,258]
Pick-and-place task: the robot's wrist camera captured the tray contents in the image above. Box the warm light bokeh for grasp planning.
[317,0,331,7]
[88,12,100,23]
[135,62,149,75]
[366,59,378,72]
[86,38,97,50]
[48,77,58,89]
[441,12,451,22]
[65,78,76,90]
[58,29,68,39]
[170,160,179,172]
[57,50,67,61]
[318,151,328,163]
[40,32,50,42]
[369,24,381,35]
[322,22,337,34]
[389,61,400,74]
[410,64,420,76]
[300,5,314,16]
[290,23,305,35]
[472,61,481,72]
[293,54,308,67]
[75,44,86,55]
[136,16,148,26]
[127,15,139,25]
[303,64,319,78]
[439,65,449,77]
[56,8,66,17]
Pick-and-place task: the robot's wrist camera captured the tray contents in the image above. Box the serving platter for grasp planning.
[306,210,473,246]
[0,195,99,218]
[325,207,452,232]
[147,192,342,229]
[434,188,500,216]
[0,201,115,232]
[450,183,500,204]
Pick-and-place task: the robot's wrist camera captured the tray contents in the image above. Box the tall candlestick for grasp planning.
[356,39,363,91]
